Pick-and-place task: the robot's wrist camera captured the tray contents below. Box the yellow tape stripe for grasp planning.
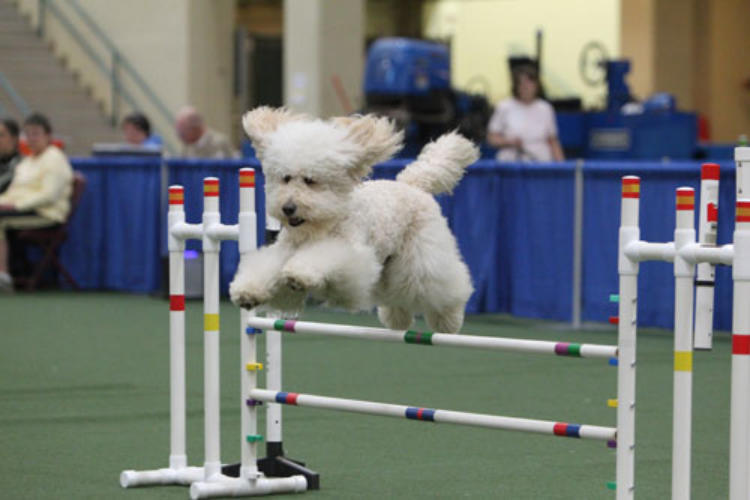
[622,185,640,193]
[607,399,618,408]
[676,195,694,204]
[674,351,693,372]
[204,185,219,195]
[737,207,750,217]
[204,313,219,331]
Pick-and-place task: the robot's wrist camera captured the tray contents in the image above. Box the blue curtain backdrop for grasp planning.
[59,156,737,331]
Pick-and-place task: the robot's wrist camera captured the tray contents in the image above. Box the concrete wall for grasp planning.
[284,0,364,117]
[621,0,750,142]
[16,0,234,151]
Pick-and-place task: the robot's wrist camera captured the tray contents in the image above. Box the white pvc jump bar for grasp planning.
[248,389,617,441]
[247,317,618,360]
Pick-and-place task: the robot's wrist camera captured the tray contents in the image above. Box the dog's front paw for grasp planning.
[280,266,323,293]
[229,282,272,310]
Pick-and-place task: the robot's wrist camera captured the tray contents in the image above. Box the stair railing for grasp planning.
[37,0,176,153]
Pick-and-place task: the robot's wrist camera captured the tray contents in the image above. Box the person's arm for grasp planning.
[548,136,565,162]
[487,132,522,149]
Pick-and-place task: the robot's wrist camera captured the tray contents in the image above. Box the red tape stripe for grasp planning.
[733,335,750,355]
[170,295,185,311]
[285,393,299,405]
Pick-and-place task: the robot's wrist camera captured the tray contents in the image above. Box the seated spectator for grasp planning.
[175,106,237,158]
[487,65,564,162]
[122,112,163,147]
[0,113,73,291]
[0,118,21,193]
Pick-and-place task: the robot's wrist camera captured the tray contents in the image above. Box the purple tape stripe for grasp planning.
[283,320,296,332]
[554,343,569,355]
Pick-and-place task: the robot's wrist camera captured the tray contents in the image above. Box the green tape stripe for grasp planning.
[273,319,285,331]
[609,294,620,303]
[568,343,582,357]
[404,330,434,345]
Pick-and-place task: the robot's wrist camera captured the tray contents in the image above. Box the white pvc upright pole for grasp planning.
[617,176,639,500]
[266,328,283,445]
[730,198,750,500]
[238,168,259,480]
[694,164,720,349]
[672,187,696,500]
[202,178,222,480]
[168,186,188,471]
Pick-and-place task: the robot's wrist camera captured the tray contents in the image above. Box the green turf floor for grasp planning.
[0,292,732,499]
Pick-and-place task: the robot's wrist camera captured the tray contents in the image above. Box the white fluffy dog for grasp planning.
[229,107,479,333]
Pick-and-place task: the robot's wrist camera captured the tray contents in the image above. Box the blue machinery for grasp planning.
[363,38,698,160]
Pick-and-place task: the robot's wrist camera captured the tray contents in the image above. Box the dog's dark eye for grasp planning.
[283,175,292,184]
[303,177,316,186]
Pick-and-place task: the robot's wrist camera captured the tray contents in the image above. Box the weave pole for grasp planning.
[247,317,618,359]
[248,389,617,441]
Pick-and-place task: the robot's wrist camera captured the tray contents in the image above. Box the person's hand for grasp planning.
[0,203,15,211]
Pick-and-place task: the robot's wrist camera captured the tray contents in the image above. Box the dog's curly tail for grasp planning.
[396,132,480,195]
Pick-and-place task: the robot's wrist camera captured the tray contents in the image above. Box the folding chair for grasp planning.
[12,171,87,291]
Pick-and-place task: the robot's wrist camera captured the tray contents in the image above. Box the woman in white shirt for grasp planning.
[487,65,564,162]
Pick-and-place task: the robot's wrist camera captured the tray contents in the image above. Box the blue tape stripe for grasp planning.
[405,407,436,421]
[246,327,263,335]
[566,424,581,437]
[275,392,288,404]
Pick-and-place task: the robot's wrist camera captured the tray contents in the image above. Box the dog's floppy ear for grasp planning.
[332,114,403,178]
[242,107,308,157]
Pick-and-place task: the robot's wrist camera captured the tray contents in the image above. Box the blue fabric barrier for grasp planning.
[62,157,162,292]
[57,156,738,331]
[581,161,736,331]
[167,158,265,294]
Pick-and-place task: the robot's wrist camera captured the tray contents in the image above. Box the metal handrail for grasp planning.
[65,0,175,126]
[37,0,175,152]
[0,71,32,116]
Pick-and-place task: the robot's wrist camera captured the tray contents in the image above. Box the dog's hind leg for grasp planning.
[424,306,465,334]
[377,306,413,330]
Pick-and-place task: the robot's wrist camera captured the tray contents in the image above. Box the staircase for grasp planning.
[0,0,120,155]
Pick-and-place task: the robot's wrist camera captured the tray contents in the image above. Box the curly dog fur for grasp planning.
[230,107,478,333]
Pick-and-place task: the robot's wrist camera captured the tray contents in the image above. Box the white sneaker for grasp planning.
[0,272,14,292]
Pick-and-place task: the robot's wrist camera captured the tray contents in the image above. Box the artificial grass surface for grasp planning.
[0,292,731,499]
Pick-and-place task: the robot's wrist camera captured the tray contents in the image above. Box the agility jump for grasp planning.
[119,148,749,500]
[615,148,750,500]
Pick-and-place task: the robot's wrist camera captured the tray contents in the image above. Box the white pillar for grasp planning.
[202,178,222,480]
[672,187,696,500]
[616,176,640,500]
[283,0,364,117]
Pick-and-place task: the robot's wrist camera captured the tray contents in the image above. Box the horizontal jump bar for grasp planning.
[247,317,618,359]
[248,389,616,441]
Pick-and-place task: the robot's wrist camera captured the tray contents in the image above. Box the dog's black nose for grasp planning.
[282,202,296,216]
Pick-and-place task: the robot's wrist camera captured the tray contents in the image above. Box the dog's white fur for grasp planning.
[230,107,479,333]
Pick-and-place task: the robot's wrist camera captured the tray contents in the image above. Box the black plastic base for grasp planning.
[257,442,320,490]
